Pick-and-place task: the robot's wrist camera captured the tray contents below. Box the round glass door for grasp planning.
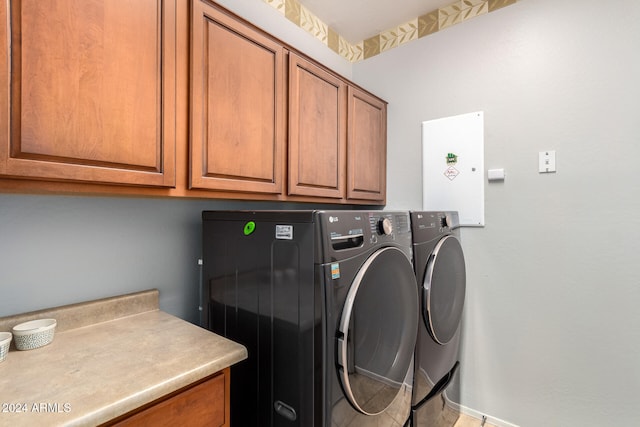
[423,235,466,345]
[337,247,419,415]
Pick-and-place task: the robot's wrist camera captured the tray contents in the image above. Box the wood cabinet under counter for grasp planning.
[104,368,229,427]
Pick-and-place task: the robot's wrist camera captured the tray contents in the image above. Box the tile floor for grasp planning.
[454,413,497,427]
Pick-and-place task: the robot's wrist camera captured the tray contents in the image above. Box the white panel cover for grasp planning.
[422,111,484,226]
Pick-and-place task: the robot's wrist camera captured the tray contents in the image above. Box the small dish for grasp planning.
[12,319,57,351]
[0,332,11,361]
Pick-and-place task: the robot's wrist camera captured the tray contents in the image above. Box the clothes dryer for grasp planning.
[202,210,419,427]
[409,211,466,427]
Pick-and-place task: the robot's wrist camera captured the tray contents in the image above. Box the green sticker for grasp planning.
[243,221,256,236]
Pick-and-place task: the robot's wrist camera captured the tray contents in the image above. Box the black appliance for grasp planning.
[409,211,466,427]
[202,210,419,426]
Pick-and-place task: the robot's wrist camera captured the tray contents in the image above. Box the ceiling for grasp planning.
[296,0,455,43]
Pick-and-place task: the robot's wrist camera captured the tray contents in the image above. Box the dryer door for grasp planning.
[337,247,419,415]
[423,235,466,345]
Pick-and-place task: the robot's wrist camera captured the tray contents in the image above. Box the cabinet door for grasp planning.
[347,86,387,203]
[108,369,229,427]
[190,0,285,194]
[288,53,346,198]
[0,0,176,187]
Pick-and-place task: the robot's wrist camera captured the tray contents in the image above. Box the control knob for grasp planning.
[378,218,393,235]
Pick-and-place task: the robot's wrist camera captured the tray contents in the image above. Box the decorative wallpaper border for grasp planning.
[264,0,516,62]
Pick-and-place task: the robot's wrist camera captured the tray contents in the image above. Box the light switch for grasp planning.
[539,151,556,173]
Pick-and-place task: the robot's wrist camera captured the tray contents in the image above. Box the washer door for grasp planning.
[423,235,466,345]
[337,247,419,415]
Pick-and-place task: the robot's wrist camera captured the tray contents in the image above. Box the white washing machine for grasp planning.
[409,211,466,427]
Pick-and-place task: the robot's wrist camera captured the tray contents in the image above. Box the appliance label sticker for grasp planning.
[275,225,293,240]
[331,263,341,279]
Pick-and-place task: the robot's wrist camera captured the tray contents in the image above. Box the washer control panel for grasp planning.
[414,212,453,231]
[323,211,411,251]
[410,211,459,242]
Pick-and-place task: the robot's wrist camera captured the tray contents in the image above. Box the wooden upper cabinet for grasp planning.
[0,0,176,187]
[347,86,387,203]
[190,0,285,194]
[0,1,385,204]
[288,53,346,199]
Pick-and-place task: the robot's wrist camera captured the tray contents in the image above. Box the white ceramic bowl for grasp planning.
[12,319,57,351]
[0,332,11,361]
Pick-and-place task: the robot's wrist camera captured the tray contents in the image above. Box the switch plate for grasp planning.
[539,151,556,173]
